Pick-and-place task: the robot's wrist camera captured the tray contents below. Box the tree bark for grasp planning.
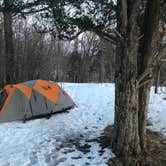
[3,0,15,84]
[0,21,6,88]
[154,60,161,94]
[113,0,141,158]
[112,0,160,160]
[138,0,160,151]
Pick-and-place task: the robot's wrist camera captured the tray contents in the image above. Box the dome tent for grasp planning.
[0,80,75,123]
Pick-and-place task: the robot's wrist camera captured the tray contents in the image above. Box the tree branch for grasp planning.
[18,6,50,15]
[160,58,166,62]
[138,79,151,88]
[138,68,152,83]
[57,31,83,41]
[94,30,117,44]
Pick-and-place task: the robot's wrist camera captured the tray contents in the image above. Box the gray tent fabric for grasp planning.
[0,88,30,123]
[23,80,37,88]
[0,80,75,123]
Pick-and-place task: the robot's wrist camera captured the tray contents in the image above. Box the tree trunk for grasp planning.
[0,22,6,88]
[3,0,15,84]
[138,0,160,151]
[154,60,161,94]
[113,0,141,158]
[112,0,160,160]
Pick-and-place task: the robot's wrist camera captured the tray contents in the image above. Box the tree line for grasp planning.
[0,14,115,87]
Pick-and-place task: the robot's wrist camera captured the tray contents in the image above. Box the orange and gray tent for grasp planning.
[0,80,75,123]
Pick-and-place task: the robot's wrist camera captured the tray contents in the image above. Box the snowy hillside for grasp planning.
[0,83,165,166]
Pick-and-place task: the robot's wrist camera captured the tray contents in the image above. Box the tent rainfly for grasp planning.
[0,80,75,123]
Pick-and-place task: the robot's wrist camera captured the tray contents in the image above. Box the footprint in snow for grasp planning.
[71,155,82,159]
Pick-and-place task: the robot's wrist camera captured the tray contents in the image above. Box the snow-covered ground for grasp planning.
[0,83,165,166]
[148,87,166,135]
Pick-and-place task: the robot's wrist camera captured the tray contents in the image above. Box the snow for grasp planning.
[0,83,165,166]
[148,87,166,135]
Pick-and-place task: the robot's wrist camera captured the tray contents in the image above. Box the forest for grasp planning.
[0,0,166,166]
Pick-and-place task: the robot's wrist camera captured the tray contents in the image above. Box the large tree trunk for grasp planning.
[113,1,141,158]
[112,0,160,160]
[138,0,160,150]
[3,0,15,84]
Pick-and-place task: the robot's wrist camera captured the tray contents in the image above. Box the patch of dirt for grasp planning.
[99,125,114,149]
[145,130,166,165]
[58,136,95,154]
[75,143,91,154]
[100,125,166,166]
[147,119,153,126]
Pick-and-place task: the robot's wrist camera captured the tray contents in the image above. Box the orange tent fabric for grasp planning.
[33,80,60,104]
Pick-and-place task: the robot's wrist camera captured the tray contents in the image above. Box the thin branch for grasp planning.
[154,50,159,58]
[138,68,152,83]
[114,29,124,40]
[136,34,144,41]
[94,30,117,44]
[138,79,151,88]
[19,0,45,11]
[160,58,166,62]
[19,6,50,15]
[58,31,83,41]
